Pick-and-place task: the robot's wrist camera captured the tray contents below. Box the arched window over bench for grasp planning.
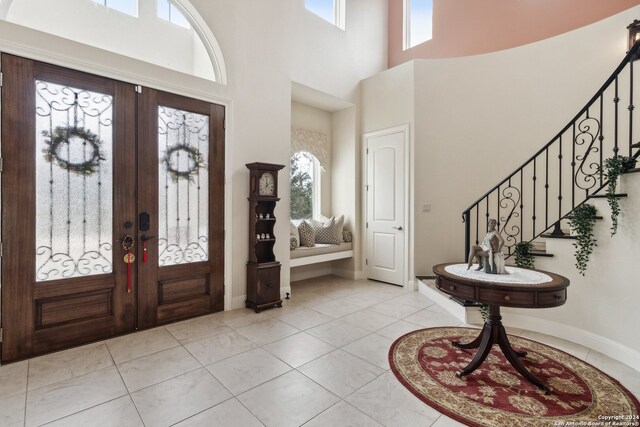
[0,0,227,83]
[290,127,329,220]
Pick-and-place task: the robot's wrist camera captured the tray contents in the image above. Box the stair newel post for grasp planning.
[463,210,471,262]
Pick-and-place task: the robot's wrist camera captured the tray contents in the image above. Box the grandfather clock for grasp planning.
[246,162,285,312]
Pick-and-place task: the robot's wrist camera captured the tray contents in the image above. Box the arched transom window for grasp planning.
[0,0,226,83]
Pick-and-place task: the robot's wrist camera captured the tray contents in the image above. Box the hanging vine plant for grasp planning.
[602,156,635,236]
[514,241,535,269]
[42,126,105,176]
[162,143,206,181]
[569,203,598,276]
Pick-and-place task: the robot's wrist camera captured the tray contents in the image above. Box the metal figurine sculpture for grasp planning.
[467,219,507,274]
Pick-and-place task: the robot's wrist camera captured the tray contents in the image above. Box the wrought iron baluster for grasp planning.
[544,149,549,230]
[476,204,480,245]
[614,76,620,157]
[532,158,537,240]
[629,59,634,158]
[558,136,563,223]
[520,169,524,244]
[599,94,604,187]
[572,124,576,208]
[484,196,489,242]
[463,210,470,262]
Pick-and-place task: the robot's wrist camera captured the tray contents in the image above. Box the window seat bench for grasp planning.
[290,242,353,267]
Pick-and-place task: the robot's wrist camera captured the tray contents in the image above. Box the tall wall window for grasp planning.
[290,152,320,220]
[157,0,190,28]
[305,0,345,30]
[91,0,137,17]
[404,0,432,49]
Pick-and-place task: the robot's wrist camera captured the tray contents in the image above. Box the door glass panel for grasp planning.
[35,80,114,281]
[158,106,209,266]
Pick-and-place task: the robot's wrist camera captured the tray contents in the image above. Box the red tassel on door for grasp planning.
[127,250,132,294]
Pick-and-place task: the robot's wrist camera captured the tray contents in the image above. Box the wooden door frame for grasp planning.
[0,46,234,325]
[362,124,413,289]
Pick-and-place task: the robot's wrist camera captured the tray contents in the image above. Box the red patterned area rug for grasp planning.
[389,327,640,427]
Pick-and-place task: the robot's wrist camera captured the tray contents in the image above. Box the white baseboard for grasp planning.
[332,267,360,280]
[354,270,365,280]
[290,265,332,282]
[230,295,246,310]
[417,280,466,322]
[419,278,640,371]
[499,311,640,372]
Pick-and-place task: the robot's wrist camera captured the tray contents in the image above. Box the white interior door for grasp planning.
[366,128,406,286]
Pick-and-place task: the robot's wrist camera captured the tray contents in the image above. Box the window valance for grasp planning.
[291,127,329,168]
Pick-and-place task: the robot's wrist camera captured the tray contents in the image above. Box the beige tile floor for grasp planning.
[1,275,639,426]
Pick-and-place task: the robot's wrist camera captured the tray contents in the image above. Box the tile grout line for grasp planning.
[104,337,147,427]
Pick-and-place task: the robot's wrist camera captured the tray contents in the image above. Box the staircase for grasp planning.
[463,43,640,260]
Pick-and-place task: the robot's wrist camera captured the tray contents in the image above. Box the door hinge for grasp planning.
[366,258,368,265]
[135,85,142,93]
[365,185,368,191]
[0,72,3,87]
[366,148,369,154]
[0,157,3,172]
[366,222,368,228]
[0,242,3,257]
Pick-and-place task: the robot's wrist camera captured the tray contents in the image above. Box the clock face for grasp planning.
[258,172,275,196]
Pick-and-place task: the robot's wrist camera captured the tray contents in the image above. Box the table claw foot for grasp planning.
[515,350,528,357]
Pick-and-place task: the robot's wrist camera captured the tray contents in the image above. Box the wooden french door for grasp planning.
[0,54,224,362]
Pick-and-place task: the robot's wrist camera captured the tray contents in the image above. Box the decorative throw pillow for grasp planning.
[342,230,353,243]
[290,221,299,243]
[310,218,341,244]
[290,235,299,250]
[334,215,345,241]
[298,221,316,247]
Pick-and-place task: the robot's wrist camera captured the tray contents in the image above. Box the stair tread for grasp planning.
[631,142,640,148]
[588,193,628,199]
[541,233,576,240]
[565,215,604,220]
[624,167,640,174]
[530,250,554,257]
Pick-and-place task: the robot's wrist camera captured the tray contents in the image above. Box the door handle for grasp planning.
[393,226,403,231]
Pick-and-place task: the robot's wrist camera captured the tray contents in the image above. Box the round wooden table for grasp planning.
[432,263,570,394]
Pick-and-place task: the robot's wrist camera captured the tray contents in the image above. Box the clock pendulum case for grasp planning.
[245,162,285,312]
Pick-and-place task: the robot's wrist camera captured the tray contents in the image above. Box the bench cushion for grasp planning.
[290,242,353,259]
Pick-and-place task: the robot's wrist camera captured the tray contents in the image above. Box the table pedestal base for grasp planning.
[452,304,551,394]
